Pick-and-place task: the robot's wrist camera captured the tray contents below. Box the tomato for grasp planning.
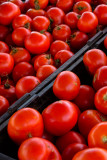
[64,12,79,29]
[98,0,107,4]
[12,27,31,47]
[42,31,53,44]
[16,76,40,98]
[74,85,95,111]
[104,36,107,49]
[77,12,98,33]
[32,16,50,31]
[53,71,80,100]
[94,4,107,25]
[88,122,107,149]
[24,31,50,54]
[26,9,46,19]
[52,24,71,41]
[83,49,107,75]
[46,7,65,28]
[8,108,44,145]
[29,0,49,9]
[0,25,9,41]
[42,100,78,136]
[0,53,14,76]
[62,143,88,160]
[5,33,15,46]
[0,84,17,104]
[0,96,9,116]
[70,31,88,51]
[56,131,86,153]
[1,79,14,86]
[10,47,31,65]
[34,54,54,71]
[0,2,21,25]
[36,65,56,82]
[49,0,57,5]
[0,41,9,53]
[50,40,70,57]
[54,50,74,67]
[10,0,24,12]
[78,110,107,138]
[56,0,74,13]
[72,148,107,160]
[75,0,91,3]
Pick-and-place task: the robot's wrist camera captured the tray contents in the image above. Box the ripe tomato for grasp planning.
[94,4,107,25]
[72,148,107,160]
[75,0,91,3]
[78,110,107,138]
[5,33,15,46]
[52,24,71,41]
[10,47,31,65]
[42,31,53,44]
[56,131,86,153]
[49,0,57,5]
[0,2,21,25]
[56,0,74,13]
[16,76,40,98]
[29,0,49,9]
[12,27,31,47]
[62,143,88,160]
[98,0,107,4]
[77,12,98,33]
[50,40,70,57]
[104,36,107,49]
[0,96,9,116]
[0,25,9,41]
[32,16,50,31]
[88,122,107,149]
[83,49,107,75]
[53,71,80,100]
[26,9,46,19]
[0,41,9,53]
[8,108,44,145]
[24,31,50,54]
[42,100,78,136]
[0,53,14,76]
[1,78,14,86]
[10,0,24,12]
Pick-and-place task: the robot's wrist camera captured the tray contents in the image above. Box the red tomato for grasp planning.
[32,16,50,31]
[42,100,78,136]
[52,24,71,41]
[36,65,56,82]
[42,31,53,44]
[0,25,9,41]
[0,41,9,53]
[94,4,107,25]
[8,108,44,145]
[10,0,24,12]
[56,0,74,13]
[104,36,107,49]
[49,0,57,4]
[72,148,107,160]
[1,79,14,86]
[62,143,88,160]
[64,12,79,29]
[50,40,70,57]
[5,33,15,46]
[56,131,86,153]
[73,1,92,15]
[29,0,49,9]
[54,50,74,67]
[0,53,14,76]
[12,27,31,47]
[16,76,40,98]
[83,49,107,75]
[24,31,50,54]
[98,0,107,4]
[88,122,107,149]
[53,71,80,100]
[26,9,46,19]
[74,85,95,111]
[77,12,98,33]
[0,96,9,116]
[10,47,31,65]
[0,2,21,25]
[78,110,107,138]
[75,0,91,3]
[93,66,107,91]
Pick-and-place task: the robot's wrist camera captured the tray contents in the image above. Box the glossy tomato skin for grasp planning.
[56,0,74,13]
[0,96,9,116]
[88,122,107,149]
[74,85,95,111]
[104,36,107,49]
[29,0,49,9]
[24,31,50,54]
[75,0,91,3]
[53,71,80,100]
[77,12,98,33]
[0,41,9,53]
[9,0,24,12]
[83,49,107,75]
[78,110,107,138]
[26,9,46,19]
[0,2,21,25]
[62,143,88,160]
[94,4,107,25]
[16,76,40,99]
[56,131,86,153]
[8,108,44,145]
[72,148,107,160]
[43,31,53,44]
[42,100,78,136]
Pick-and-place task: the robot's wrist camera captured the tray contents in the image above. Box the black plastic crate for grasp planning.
[0,32,107,160]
